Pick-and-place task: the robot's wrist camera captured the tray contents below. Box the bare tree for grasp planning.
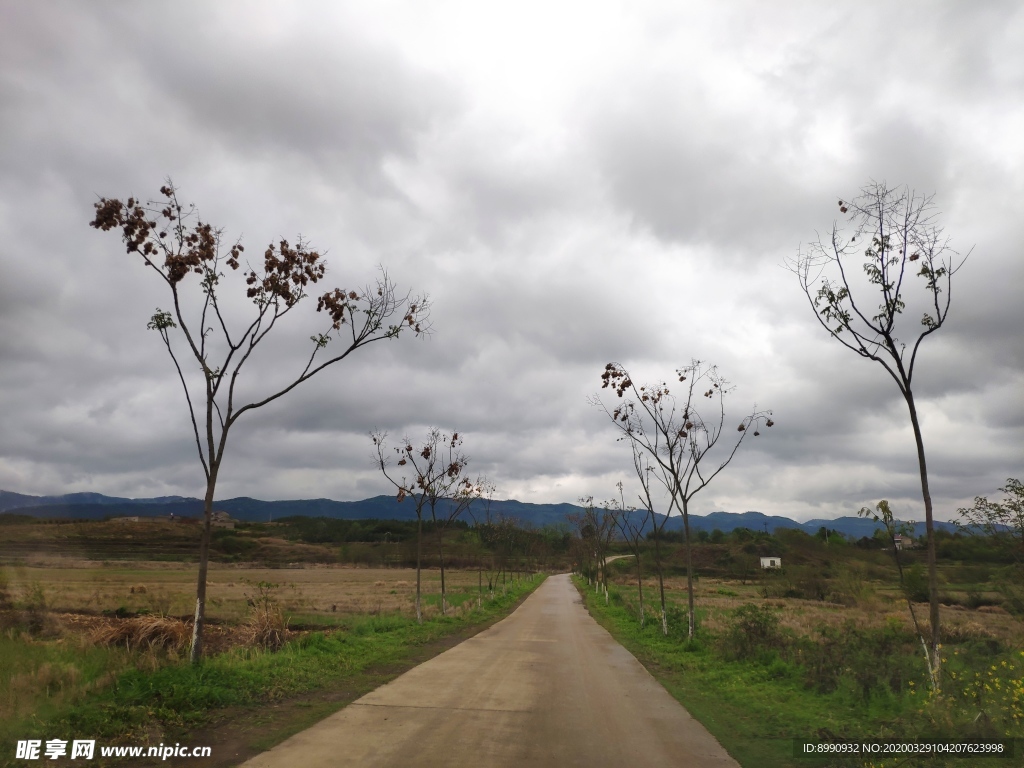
[568,505,596,586]
[594,360,772,638]
[789,182,969,686]
[465,479,498,607]
[434,470,485,613]
[494,514,522,591]
[568,514,597,586]
[631,446,672,635]
[371,428,476,622]
[611,481,651,627]
[90,182,428,663]
[569,496,619,604]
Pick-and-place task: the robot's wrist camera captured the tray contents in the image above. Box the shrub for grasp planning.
[965,589,1001,610]
[995,564,1024,616]
[798,619,917,702]
[3,581,58,637]
[0,569,10,609]
[902,563,930,603]
[720,603,782,660]
[143,589,173,617]
[242,581,289,652]
[826,563,869,606]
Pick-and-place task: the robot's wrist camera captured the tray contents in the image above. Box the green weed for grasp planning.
[574,576,1023,768]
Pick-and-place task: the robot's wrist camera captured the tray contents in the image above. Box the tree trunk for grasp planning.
[437,527,447,616]
[905,389,941,689]
[635,554,645,628]
[653,529,668,636]
[415,514,423,624]
[189,467,218,664]
[683,500,696,640]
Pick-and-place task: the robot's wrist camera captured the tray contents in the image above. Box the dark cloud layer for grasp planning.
[1,2,1020,522]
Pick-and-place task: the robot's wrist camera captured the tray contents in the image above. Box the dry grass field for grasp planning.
[607,572,1024,646]
[0,558,526,728]
[0,552,543,759]
[2,560,495,625]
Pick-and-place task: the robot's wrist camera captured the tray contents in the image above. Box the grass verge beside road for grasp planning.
[573,575,1023,768]
[2,575,544,768]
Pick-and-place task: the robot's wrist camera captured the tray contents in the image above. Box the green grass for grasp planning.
[422,590,477,609]
[0,633,129,735]
[576,577,1023,768]
[1,575,544,765]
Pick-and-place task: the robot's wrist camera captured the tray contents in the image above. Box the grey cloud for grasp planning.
[0,3,1019,523]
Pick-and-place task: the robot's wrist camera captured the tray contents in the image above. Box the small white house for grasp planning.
[894,534,914,550]
[760,556,782,569]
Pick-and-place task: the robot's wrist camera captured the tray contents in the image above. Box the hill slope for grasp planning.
[0,489,958,538]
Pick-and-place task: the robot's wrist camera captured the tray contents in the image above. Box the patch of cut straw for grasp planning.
[91,616,190,652]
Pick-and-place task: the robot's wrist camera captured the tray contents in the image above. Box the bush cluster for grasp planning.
[718,604,920,703]
[795,619,917,701]
[719,603,783,661]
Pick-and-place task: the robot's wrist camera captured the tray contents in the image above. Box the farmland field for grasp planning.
[0,522,543,768]
[606,571,1024,647]
[2,561,500,625]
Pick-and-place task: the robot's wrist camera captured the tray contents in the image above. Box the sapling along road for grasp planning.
[592,360,772,638]
[788,182,970,690]
[372,428,482,623]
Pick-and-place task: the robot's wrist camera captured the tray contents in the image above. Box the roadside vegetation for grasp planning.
[0,515,571,571]
[0,514,558,766]
[573,522,1023,768]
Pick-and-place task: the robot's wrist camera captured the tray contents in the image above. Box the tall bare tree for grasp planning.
[372,428,476,621]
[594,360,772,638]
[91,182,428,663]
[789,182,969,687]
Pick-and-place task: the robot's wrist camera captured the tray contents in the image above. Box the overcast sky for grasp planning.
[1,1,1021,523]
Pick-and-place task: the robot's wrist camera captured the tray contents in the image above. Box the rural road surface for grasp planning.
[240,574,738,767]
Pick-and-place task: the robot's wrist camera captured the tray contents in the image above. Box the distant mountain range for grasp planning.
[0,489,961,540]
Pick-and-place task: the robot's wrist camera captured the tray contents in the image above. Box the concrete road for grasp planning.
[240,574,739,767]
